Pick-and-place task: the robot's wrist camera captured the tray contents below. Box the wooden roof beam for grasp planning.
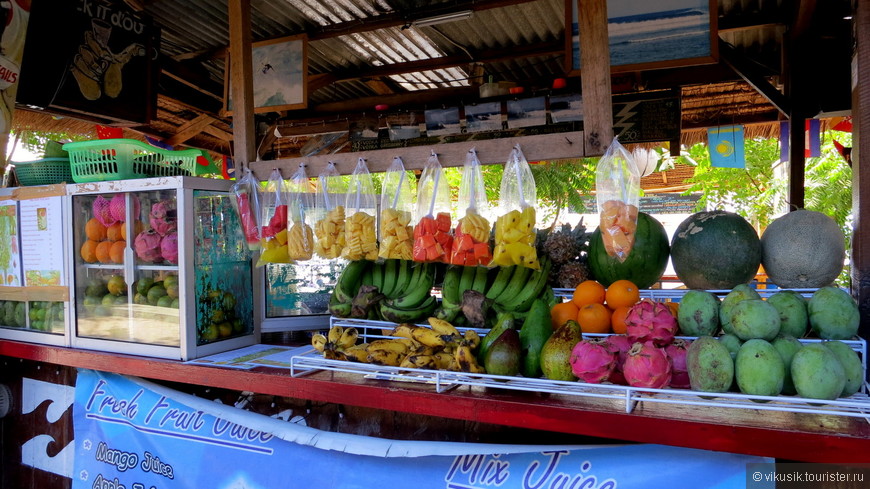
[165,114,218,146]
[718,39,789,117]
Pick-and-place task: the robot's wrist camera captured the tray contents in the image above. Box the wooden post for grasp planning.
[578,0,613,156]
[787,113,806,209]
[852,0,870,354]
[227,0,256,170]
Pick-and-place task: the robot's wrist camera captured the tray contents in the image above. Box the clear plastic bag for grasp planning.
[492,144,539,269]
[230,168,262,251]
[596,137,640,263]
[286,164,314,261]
[257,168,291,266]
[413,151,453,263]
[342,158,379,261]
[449,148,492,266]
[313,161,346,259]
[378,156,414,260]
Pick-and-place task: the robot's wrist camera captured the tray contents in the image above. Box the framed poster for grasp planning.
[17,0,159,124]
[19,197,66,286]
[224,35,308,114]
[566,0,717,75]
[0,203,21,286]
[465,102,502,133]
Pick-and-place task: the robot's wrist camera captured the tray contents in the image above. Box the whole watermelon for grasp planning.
[761,209,845,288]
[671,210,761,290]
[589,212,670,289]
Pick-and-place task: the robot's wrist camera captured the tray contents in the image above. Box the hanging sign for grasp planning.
[73,369,771,489]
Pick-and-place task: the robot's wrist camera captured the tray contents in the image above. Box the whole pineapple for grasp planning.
[542,220,592,289]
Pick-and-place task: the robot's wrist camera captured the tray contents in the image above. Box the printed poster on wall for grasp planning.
[73,369,771,489]
[20,197,65,286]
[0,202,22,286]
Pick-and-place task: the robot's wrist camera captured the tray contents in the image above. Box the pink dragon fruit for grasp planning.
[569,338,616,384]
[92,195,117,227]
[160,232,179,264]
[134,230,163,262]
[623,342,672,389]
[604,334,633,385]
[149,200,177,236]
[625,299,678,347]
[108,194,140,223]
[665,339,692,389]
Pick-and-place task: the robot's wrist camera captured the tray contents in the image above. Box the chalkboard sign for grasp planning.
[17,0,159,124]
[577,193,700,215]
[612,91,681,144]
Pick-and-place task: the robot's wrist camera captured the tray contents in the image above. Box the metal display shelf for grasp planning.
[297,318,870,420]
[552,287,820,300]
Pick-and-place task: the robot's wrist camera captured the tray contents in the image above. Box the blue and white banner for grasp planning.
[73,369,771,489]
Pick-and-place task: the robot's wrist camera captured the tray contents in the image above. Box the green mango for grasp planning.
[478,312,514,364]
[518,299,552,378]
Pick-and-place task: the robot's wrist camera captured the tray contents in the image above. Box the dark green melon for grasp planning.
[671,210,761,290]
[589,212,670,289]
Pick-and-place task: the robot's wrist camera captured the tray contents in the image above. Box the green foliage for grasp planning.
[11,130,88,155]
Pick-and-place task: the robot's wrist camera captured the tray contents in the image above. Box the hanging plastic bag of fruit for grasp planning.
[413,151,453,263]
[286,163,315,261]
[492,144,539,269]
[313,161,346,259]
[256,168,291,266]
[230,168,262,251]
[449,148,492,266]
[342,157,379,261]
[595,137,641,263]
[378,156,415,260]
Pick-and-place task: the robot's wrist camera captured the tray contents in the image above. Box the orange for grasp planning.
[551,301,579,330]
[106,223,123,242]
[610,305,631,334]
[109,240,126,264]
[605,279,640,309]
[666,301,679,317]
[85,218,107,241]
[80,239,99,263]
[571,280,606,307]
[95,240,113,264]
[121,220,143,241]
[576,303,612,334]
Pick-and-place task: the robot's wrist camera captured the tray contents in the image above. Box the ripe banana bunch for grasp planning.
[492,206,540,269]
[378,208,413,260]
[314,205,346,259]
[287,222,315,260]
[343,211,378,261]
[311,325,360,360]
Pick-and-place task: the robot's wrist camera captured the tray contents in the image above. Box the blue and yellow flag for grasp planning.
[707,125,745,168]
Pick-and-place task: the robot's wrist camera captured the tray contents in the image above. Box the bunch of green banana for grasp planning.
[435,265,489,323]
[311,325,360,360]
[378,262,437,323]
[329,260,438,323]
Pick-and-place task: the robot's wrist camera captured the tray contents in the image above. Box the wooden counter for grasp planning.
[2,338,868,463]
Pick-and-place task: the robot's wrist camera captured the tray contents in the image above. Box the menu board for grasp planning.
[19,197,66,286]
[0,203,22,286]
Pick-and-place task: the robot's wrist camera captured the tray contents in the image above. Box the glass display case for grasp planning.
[260,260,340,331]
[0,188,70,346]
[68,177,258,360]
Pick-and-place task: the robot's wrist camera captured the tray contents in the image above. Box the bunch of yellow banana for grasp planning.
[457,210,491,244]
[343,211,378,261]
[492,206,540,269]
[311,325,359,360]
[378,208,413,260]
[314,205,346,259]
[287,222,315,260]
[312,318,484,373]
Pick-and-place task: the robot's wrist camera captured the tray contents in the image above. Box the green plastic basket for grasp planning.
[12,158,73,186]
[62,139,215,183]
